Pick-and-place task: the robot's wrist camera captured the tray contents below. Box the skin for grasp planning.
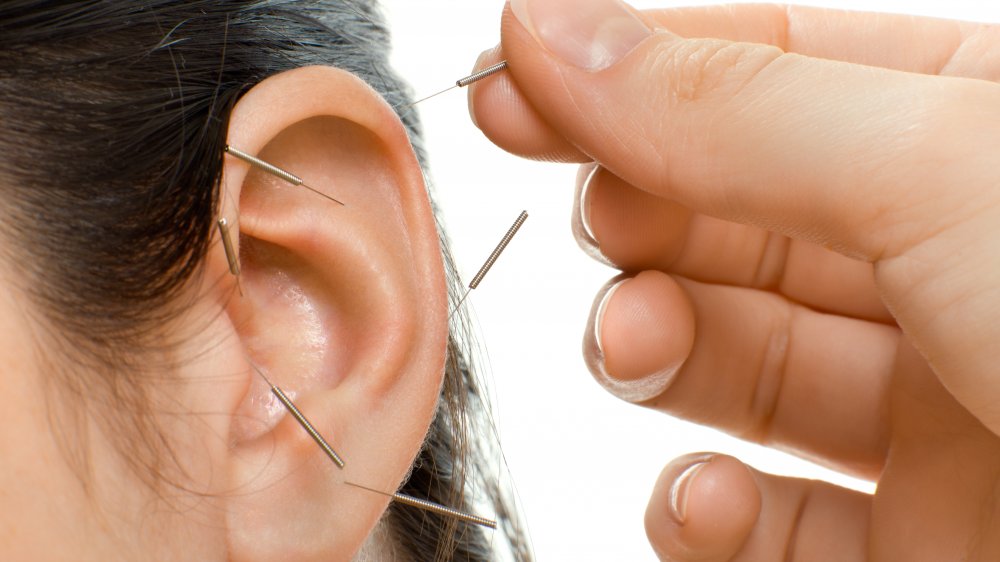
[472,2,1000,560]
[0,66,448,561]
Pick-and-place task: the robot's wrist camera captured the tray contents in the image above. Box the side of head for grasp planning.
[0,2,517,560]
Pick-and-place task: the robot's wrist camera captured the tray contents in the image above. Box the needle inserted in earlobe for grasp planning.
[451,210,529,318]
[246,359,346,469]
[224,145,346,206]
[344,480,498,530]
[243,358,497,529]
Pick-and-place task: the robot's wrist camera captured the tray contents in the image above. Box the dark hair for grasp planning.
[0,1,529,559]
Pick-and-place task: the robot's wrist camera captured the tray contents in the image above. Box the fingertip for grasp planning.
[583,271,695,404]
[601,270,695,384]
[572,163,616,267]
[467,48,494,130]
[467,46,588,163]
[581,166,692,271]
[646,454,760,561]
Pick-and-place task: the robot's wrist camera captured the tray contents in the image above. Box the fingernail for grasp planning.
[583,278,676,403]
[510,0,652,72]
[580,167,599,243]
[573,166,614,267]
[594,278,627,356]
[670,458,711,524]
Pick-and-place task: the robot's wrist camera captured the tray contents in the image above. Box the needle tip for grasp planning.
[302,184,346,206]
[407,84,458,109]
[245,358,274,387]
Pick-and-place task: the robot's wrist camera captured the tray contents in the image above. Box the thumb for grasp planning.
[500,0,1000,261]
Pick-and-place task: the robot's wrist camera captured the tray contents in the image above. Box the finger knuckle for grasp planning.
[650,37,784,107]
[745,297,795,444]
[864,80,1000,258]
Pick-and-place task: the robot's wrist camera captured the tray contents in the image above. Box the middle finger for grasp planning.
[585,271,898,479]
[577,165,893,322]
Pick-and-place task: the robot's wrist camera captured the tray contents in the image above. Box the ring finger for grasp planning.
[586,271,898,478]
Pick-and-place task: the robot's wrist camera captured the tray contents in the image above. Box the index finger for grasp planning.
[649,4,995,78]
[475,0,1000,261]
[470,4,1000,162]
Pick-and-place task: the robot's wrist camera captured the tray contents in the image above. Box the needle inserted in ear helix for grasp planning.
[217,218,243,297]
[450,210,529,319]
[246,358,346,469]
[344,481,498,530]
[224,145,346,206]
[397,60,508,114]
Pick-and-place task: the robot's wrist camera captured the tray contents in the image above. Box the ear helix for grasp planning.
[217,145,498,530]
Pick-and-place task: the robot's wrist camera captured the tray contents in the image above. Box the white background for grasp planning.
[379,1,1000,560]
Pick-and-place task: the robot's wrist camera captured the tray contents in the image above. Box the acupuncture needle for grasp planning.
[344,481,498,530]
[217,218,243,297]
[246,359,346,469]
[451,210,529,318]
[224,145,346,206]
[244,359,497,529]
[400,60,508,112]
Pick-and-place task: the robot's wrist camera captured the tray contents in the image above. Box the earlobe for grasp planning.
[208,66,448,561]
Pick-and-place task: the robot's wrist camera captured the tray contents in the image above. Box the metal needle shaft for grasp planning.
[456,60,508,87]
[224,145,346,206]
[399,60,509,112]
[270,386,346,469]
[217,218,244,297]
[250,359,491,527]
[247,360,346,469]
[345,481,498,530]
[406,84,459,108]
[450,210,529,318]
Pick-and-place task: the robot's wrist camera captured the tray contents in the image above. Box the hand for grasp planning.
[471,2,1000,560]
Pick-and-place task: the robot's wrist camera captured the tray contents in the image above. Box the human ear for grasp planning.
[201,65,449,561]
